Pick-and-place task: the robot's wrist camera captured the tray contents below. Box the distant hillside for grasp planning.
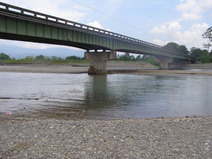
[0,44,84,59]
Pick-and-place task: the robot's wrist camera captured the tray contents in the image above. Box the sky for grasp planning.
[0,0,212,58]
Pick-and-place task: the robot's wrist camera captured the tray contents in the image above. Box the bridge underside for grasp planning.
[0,32,108,51]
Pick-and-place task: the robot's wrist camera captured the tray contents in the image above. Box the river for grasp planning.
[0,72,212,119]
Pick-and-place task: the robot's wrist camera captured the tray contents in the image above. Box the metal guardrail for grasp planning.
[0,2,162,48]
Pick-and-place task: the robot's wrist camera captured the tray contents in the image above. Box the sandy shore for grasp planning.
[0,115,211,158]
[0,64,89,74]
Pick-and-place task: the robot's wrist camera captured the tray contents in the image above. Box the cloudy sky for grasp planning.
[0,0,212,56]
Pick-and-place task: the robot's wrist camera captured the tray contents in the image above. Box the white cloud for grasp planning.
[151,22,209,49]
[0,40,58,49]
[87,21,104,29]
[150,24,167,34]
[151,22,182,34]
[0,39,82,51]
[150,0,211,50]
[176,0,212,21]
[1,0,86,21]
[182,13,202,20]
[152,39,167,46]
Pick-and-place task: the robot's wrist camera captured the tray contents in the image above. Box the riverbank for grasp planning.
[0,61,156,74]
[0,115,211,158]
[1,63,212,75]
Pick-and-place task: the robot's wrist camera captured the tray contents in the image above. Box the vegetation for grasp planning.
[0,54,88,64]
[115,53,159,66]
[162,42,189,55]
[116,53,142,61]
[190,47,212,63]
[0,53,11,60]
[162,40,212,63]
[202,27,212,51]
[66,56,85,60]
[141,55,159,66]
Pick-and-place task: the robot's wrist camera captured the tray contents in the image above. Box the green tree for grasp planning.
[35,55,44,61]
[66,56,82,60]
[51,56,58,60]
[116,53,135,61]
[163,42,179,51]
[190,47,203,58]
[141,55,159,66]
[135,55,142,61]
[202,27,212,51]
[179,45,189,55]
[189,47,212,63]
[0,53,11,60]
[163,42,189,55]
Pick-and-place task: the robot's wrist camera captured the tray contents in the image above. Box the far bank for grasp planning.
[0,62,212,75]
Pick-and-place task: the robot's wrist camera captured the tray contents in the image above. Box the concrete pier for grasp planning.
[157,56,173,70]
[85,51,116,74]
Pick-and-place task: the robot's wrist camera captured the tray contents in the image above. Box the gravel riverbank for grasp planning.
[0,115,211,158]
[1,63,212,75]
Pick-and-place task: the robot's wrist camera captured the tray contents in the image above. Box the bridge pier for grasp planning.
[157,56,173,70]
[85,51,116,74]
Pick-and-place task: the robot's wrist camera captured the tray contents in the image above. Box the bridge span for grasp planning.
[0,2,195,74]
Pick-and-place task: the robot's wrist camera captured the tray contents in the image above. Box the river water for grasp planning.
[0,72,212,119]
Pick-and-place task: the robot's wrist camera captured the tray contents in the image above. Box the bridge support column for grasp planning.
[157,56,173,70]
[85,51,116,74]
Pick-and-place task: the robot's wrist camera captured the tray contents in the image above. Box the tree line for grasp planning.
[0,54,85,64]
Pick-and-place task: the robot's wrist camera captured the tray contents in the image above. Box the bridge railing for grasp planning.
[0,2,194,58]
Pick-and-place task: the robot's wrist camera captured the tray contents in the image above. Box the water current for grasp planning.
[0,72,212,119]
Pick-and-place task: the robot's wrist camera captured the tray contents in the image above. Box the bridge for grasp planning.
[0,2,194,74]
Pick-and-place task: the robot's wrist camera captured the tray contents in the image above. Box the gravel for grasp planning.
[0,115,211,158]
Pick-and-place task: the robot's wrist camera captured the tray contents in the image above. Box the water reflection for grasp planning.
[85,75,110,108]
[0,72,212,119]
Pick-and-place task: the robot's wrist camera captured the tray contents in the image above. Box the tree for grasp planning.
[116,53,135,61]
[25,56,34,60]
[162,42,189,55]
[51,56,58,60]
[66,56,83,60]
[179,45,189,55]
[141,55,159,66]
[189,47,212,63]
[0,53,11,60]
[202,27,212,51]
[35,55,44,61]
[135,55,142,61]
[163,42,179,51]
[190,47,203,58]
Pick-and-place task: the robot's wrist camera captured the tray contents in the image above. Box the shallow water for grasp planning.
[0,72,212,119]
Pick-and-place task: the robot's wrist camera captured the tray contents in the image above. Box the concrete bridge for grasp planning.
[0,2,195,74]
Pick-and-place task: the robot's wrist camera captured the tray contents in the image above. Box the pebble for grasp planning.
[0,115,212,158]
